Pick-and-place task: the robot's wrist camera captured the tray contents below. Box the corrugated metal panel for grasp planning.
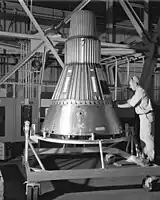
[69,10,96,37]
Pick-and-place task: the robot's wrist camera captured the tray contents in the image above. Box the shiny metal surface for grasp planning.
[42,100,122,136]
[69,10,97,37]
[41,10,122,138]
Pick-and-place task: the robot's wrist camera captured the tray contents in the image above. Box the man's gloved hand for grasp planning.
[117,104,122,108]
[113,100,126,108]
[113,100,118,108]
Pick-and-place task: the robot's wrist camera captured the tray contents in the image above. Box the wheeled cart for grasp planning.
[22,121,160,200]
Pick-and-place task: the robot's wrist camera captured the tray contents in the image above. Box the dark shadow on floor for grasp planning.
[39,180,143,200]
[0,164,26,200]
[38,155,145,200]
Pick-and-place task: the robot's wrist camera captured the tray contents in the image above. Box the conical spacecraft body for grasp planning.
[41,10,122,139]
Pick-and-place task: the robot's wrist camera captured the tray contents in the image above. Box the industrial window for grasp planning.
[0,107,5,137]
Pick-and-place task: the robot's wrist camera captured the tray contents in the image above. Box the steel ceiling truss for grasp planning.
[118,0,160,91]
[118,0,151,42]
[18,0,92,69]
[0,0,158,87]
[18,0,64,69]
[0,0,92,84]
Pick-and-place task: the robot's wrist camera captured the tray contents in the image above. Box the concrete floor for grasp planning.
[46,189,160,200]
[1,155,160,200]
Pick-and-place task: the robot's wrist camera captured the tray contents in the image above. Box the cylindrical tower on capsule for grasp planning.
[41,10,122,138]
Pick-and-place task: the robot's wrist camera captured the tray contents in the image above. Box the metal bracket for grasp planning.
[25,181,40,195]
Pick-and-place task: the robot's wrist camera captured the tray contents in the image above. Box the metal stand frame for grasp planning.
[22,121,160,200]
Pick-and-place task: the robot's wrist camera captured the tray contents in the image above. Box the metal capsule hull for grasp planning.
[42,102,122,136]
[41,10,123,139]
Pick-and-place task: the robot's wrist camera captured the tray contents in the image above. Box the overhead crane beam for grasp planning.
[0,30,132,49]
[0,30,64,41]
[119,0,151,42]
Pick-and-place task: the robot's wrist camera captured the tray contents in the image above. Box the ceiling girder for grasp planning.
[18,0,64,68]
[17,0,92,70]
[119,0,151,42]
[0,0,156,84]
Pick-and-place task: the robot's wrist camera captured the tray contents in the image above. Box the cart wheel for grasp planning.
[33,186,39,200]
[142,175,159,192]
[26,186,33,200]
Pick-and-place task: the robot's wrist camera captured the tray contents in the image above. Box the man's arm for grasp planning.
[117,102,132,108]
[117,88,143,109]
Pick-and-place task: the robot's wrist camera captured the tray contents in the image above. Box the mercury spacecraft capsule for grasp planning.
[41,10,122,140]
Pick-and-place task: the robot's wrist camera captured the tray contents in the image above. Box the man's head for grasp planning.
[129,76,140,91]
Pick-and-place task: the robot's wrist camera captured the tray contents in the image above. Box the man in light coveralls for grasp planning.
[117,76,155,164]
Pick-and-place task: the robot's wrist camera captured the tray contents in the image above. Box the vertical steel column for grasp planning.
[38,47,47,131]
[144,0,150,32]
[2,1,6,31]
[105,0,114,43]
[114,57,118,101]
[99,140,104,169]
[24,121,30,162]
